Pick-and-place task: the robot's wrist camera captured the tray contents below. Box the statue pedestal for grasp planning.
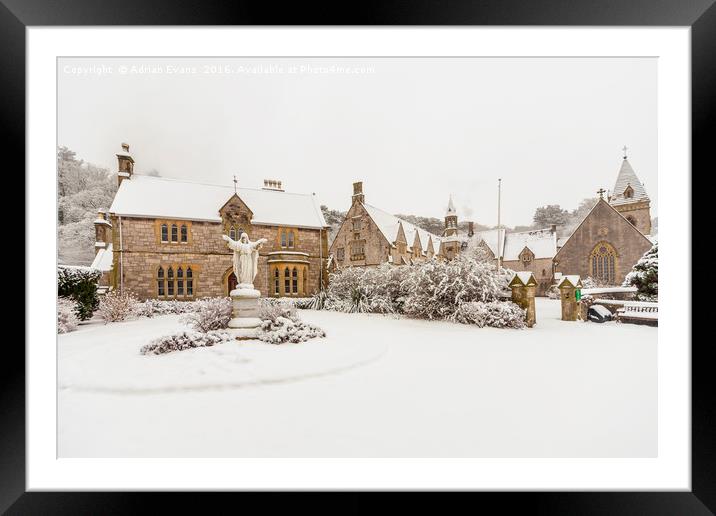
[228,285,262,340]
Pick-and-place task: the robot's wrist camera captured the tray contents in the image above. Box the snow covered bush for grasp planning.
[623,243,658,301]
[57,297,80,334]
[140,330,231,355]
[402,256,504,320]
[259,298,299,323]
[582,276,598,289]
[321,264,411,314]
[182,297,232,332]
[57,265,101,320]
[451,301,527,329]
[546,284,560,300]
[256,317,326,344]
[97,290,139,323]
[134,299,195,317]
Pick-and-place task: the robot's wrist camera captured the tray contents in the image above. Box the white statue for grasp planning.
[222,232,267,288]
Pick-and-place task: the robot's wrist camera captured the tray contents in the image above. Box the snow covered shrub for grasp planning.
[623,243,658,301]
[57,297,80,334]
[403,256,504,320]
[98,289,139,323]
[451,301,526,329]
[256,317,326,344]
[322,264,411,314]
[140,330,231,355]
[182,297,232,332]
[258,298,299,322]
[134,299,195,317]
[581,276,598,289]
[308,290,327,310]
[57,265,101,320]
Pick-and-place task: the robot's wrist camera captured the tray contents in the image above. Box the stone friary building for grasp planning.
[92,144,330,300]
[327,151,654,294]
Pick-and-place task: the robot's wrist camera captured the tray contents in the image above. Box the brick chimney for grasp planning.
[352,181,365,204]
[550,224,557,233]
[467,221,474,237]
[116,142,134,187]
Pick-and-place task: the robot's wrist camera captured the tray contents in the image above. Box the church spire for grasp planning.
[444,195,458,237]
[609,149,652,235]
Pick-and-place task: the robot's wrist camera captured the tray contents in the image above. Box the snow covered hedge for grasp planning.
[140,330,232,355]
[57,298,80,334]
[314,256,523,328]
[450,301,527,329]
[57,265,101,320]
[134,299,196,317]
[623,243,658,301]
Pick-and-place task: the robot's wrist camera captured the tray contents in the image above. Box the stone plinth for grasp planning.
[557,275,583,321]
[508,272,537,328]
[228,284,262,339]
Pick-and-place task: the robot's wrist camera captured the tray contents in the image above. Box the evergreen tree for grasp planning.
[623,243,658,301]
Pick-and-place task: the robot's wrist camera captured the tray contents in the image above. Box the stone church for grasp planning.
[553,154,654,285]
[93,144,330,300]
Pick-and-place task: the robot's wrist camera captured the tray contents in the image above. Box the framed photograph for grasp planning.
[8,0,711,512]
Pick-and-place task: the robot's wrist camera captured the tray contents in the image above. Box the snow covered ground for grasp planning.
[58,299,656,457]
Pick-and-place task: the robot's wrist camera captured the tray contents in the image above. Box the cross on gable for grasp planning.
[597,188,606,199]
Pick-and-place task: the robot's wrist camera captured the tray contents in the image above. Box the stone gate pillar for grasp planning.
[558,275,584,321]
[508,271,537,327]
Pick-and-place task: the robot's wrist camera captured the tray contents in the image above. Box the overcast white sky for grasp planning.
[58,57,657,227]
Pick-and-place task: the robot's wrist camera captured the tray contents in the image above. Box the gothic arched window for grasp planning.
[186,267,193,296]
[292,267,298,294]
[274,268,280,295]
[161,224,168,243]
[230,226,237,240]
[280,229,287,248]
[180,224,188,243]
[589,241,617,285]
[177,267,184,296]
[284,267,290,293]
[157,267,165,296]
[167,267,174,295]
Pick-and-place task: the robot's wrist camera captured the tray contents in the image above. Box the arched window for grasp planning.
[171,224,178,243]
[230,226,236,240]
[157,267,165,296]
[624,186,634,199]
[589,242,617,285]
[292,267,298,294]
[186,267,193,296]
[284,267,290,294]
[288,231,295,248]
[180,224,188,243]
[177,267,184,296]
[280,229,287,248]
[167,267,174,295]
[274,268,280,295]
[161,224,168,243]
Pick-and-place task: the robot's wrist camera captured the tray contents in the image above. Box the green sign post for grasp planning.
[575,289,581,301]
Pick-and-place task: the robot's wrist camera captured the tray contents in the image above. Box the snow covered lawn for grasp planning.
[58,299,656,457]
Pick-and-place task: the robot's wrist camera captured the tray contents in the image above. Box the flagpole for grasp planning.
[497,178,502,270]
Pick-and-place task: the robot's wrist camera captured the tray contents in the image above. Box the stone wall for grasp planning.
[329,202,392,267]
[109,215,327,300]
[612,200,652,236]
[554,200,652,285]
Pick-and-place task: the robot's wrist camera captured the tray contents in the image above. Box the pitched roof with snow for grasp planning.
[609,158,649,206]
[362,203,442,254]
[502,228,557,261]
[473,228,505,258]
[90,243,114,272]
[109,175,328,229]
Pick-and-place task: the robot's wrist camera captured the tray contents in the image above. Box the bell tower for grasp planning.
[608,147,652,235]
[444,195,458,237]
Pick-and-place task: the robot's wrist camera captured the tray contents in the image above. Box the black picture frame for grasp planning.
[5,0,709,512]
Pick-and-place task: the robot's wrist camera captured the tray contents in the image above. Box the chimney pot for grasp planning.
[121,142,129,152]
[352,181,365,204]
[550,224,557,233]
